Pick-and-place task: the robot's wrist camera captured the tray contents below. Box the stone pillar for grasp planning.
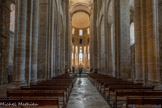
[87,46,89,69]
[158,0,162,84]
[51,0,55,77]
[73,46,75,67]
[78,46,80,67]
[68,12,72,69]
[25,0,33,86]
[60,18,65,75]
[75,46,78,68]
[82,46,84,68]
[30,0,39,84]
[0,0,11,85]
[146,0,160,86]
[134,0,143,83]
[65,0,70,69]
[87,46,90,69]
[119,0,131,79]
[47,0,51,79]
[114,0,120,78]
[100,18,106,75]
[141,0,147,85]
[13,0,27,86]
[53,4,57,77]
[38,0,48,80]
[56,16,61,75]
[111,0,116,78]
[90,28,94,70]
[93,0,98,71]
[46,0,55,78]
[107,24,111,76]
[84,46,87,69]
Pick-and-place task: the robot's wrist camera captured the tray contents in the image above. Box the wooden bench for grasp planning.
[21,86,70,101]
[43,80,75,87]
[0,97,60,108]
[2,73,77,108]
[7,90,66,108]
[106,85,154,104]
[125,96,162,108]
[101,82,142,95]
[31,82,73,93]
[113,91,162,108]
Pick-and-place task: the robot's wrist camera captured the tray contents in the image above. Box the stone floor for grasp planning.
[67,77,111,108]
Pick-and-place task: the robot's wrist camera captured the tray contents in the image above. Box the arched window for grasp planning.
[88,46,90,60]
[130,22,135,45]
[10,3,15,32]
[79,53,83,62]
[79,47,83,62]
[72,28,75,34]
[88,53,90,60]
[87,28,90,35]
[72,53,74,59]
[75,46,78,52]
[79,29,83,36]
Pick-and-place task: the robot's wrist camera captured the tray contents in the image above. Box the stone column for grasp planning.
[53,24,57,75]
[75,46,77,68]
[56,16,61,75]
[68,12,72,69]
[78,46,80,67]
[141,0,147,85]
[86,46,88,69]
[82,46,84,68]
[25,0,33,86]
[84,46,87,69]
[146,0,160,86]
[114,0,120,78]
[90,28,94,70]
[47,0,51,79]
[51,0,55,77]
[73,45,75,67]
[77,46,79,68]
[53,2,58,76]
[119,0,131,79]
[112,0,116,78]
[13,0,27,86]
[47,0,55,78]
[107,24,111,76]
[75,46,78,68]
[37,0,48,80]
[134,0,143,83]
[0,0,11,85]
[93,0,98,72]
[60,18,65,75]
[65,0,70,69]
[30,0,39,84]
[100,18,106,75]
[158,0,162,84]
[87,46,90,69]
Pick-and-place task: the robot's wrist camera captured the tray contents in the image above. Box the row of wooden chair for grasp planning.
[0,73,77,108]
[88,73,162,108]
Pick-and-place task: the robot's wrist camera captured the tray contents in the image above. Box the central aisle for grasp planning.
[67,77,111,108]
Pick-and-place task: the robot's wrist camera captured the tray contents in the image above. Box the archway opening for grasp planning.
[69,0,92,72]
